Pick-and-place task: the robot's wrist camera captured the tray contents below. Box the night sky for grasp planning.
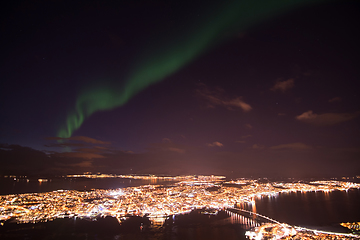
[1,0,359,178]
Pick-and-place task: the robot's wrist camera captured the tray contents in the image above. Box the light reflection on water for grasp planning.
[254,189,360,228]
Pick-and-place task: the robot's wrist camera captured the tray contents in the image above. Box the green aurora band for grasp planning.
[58,0,325,138]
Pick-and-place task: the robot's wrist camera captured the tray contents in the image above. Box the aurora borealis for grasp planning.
[1,0,359,177]
[57,0,324,138]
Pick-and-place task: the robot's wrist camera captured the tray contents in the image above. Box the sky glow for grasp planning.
[0,0,359,177]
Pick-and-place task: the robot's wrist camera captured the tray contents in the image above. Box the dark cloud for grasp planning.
[207,141,223,147]
[270,79,294,92]
[146,142,188,154]
[241,135,252,139]
[252,144,265,150]
[44,136,114,160]
[54,152,105,159]
[269,142,312,150]
[167,147,186,154]
[296,111,359,126]
[1,142,359,178]
[73,146,109,153]
[328,97,341,103]
[46,136,111,144]
[0,144,82,175]
[45,143,88,148]
[197,84,252,112]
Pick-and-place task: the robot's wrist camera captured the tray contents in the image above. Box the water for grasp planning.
[0,177,174,195]
[1,178,360,239]
[254,189,360,231]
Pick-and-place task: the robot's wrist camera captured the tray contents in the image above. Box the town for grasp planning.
[1,176,360,239]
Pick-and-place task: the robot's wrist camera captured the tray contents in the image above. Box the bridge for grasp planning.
[224,207,280,229]
[225,207,360,238]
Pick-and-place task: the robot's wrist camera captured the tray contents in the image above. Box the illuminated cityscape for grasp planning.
[1,175,359,239]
